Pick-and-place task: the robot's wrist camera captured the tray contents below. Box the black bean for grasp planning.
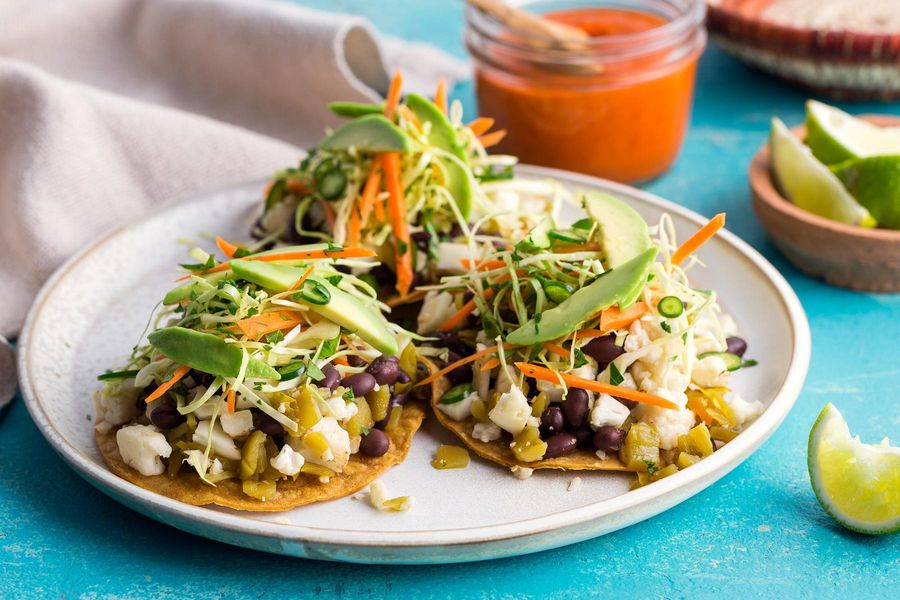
[573,427,594,449]
[562,388,589,429]
[341,372,377,397]
[359,429,390,457]
[318,363,340,391]
[391,391,410,406]
[347,355,367,368]
[443,350,472,385]
[430,332,473,358]
[396,369,411,384]
[411,230,432,253]
[543,433,578,458]
[540,406,564,435]
[615,396,637,410]
[366,356,402,385]
[726,336,748,358]
[149,405,185,430]
[254,411,284,437]
[373,401,394,430]
[582,334,624,366]
[593,426,626,454]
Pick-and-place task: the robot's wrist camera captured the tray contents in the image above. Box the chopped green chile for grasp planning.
[317,168,348,200]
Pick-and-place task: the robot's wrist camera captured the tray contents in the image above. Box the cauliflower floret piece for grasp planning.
[590,394,631,429]
[293,417,352,471]
[417,291,456,334]
[727,392,764,427]
[489,385,532,435]
[692,354,730,388]
[270,444,305,476]
[438,390,478,421]
[537,363,597,402]
[494,189,520,212]
[220,409,254,438]
[472,422,502,443]
[433,242,472,274]
[93,386,140,433]
[116,424,171,476]
[632,404,696,450]
[193,394,223,420]
[325,395,357,421]
[719,313,739,337]
[624,320,652,353]
[631,363,689,406]
[193,420,241,460]
[209,458,224,475]
[510,465,534,480]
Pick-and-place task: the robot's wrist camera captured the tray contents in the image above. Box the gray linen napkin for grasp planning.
[0,0,468,338]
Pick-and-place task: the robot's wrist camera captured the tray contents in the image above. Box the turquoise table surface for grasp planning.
[1,1,897,598]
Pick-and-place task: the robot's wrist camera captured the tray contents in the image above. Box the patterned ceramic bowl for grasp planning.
[707,0,900,100]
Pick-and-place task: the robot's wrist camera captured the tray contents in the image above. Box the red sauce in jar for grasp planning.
[468,6,705,183]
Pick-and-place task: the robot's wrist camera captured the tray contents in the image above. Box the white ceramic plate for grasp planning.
[19,166,810,564]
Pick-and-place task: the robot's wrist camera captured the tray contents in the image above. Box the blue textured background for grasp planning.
[1,1,897,598]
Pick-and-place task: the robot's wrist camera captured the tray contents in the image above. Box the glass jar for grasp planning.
[465,0,706,184]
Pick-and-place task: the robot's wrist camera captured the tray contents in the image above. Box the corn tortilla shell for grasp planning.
[95,358,442,511]
[429,379,628,471]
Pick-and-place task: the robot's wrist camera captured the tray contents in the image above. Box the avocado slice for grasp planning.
[405,93,472,220]
[230,260,399,356]
[319,114,411,154]
[148,327,281,380]
[505,247,657,346]
[328,101,384,119]
[583,191,652,268]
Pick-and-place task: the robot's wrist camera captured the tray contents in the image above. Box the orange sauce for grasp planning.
[473,7,702,183]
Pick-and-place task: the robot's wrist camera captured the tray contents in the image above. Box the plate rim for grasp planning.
[18,164,811,552]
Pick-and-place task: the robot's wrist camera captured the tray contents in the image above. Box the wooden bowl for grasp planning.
[707,0,900,100]
[750,115,900,292]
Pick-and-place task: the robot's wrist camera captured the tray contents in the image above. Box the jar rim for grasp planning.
[465,0,706,64]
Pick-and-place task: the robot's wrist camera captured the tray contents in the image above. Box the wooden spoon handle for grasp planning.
[467,0,589,45]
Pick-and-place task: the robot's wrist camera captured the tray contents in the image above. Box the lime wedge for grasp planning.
[806,100,900,165]
[808,403,900,535]
[769,118,876,227]
[832,156,900,230]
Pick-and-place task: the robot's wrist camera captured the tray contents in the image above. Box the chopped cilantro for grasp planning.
[609,362,624,386]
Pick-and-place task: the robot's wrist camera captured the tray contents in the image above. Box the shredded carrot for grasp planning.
[382,152,413,297]
[235,309,304,339]
[479,129,507,149]
[384,71,403,120]
[226,388,236,414]
[287,265,315,292]
[542,343,572,361]
[373,192,386,221]
[398,105,421,131]
[671,213,726,265]
[459,258,506,272]
[439,287,496,332]
[358,164,382,222]
[332,356,350,367]
[480,357,501,372]
[180,247,376,280]
[145,365,190,403]
[467,117,495,136]
[514,362,678,410]
[215,236,239,259]
[573,328,605,341]
[319,199,336,231]
[600,302,649,333]
[416,345,511,387]
[348,205,361,246]
[434,78,447,115]
[263,180,274,197]
[285,178,307,194]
